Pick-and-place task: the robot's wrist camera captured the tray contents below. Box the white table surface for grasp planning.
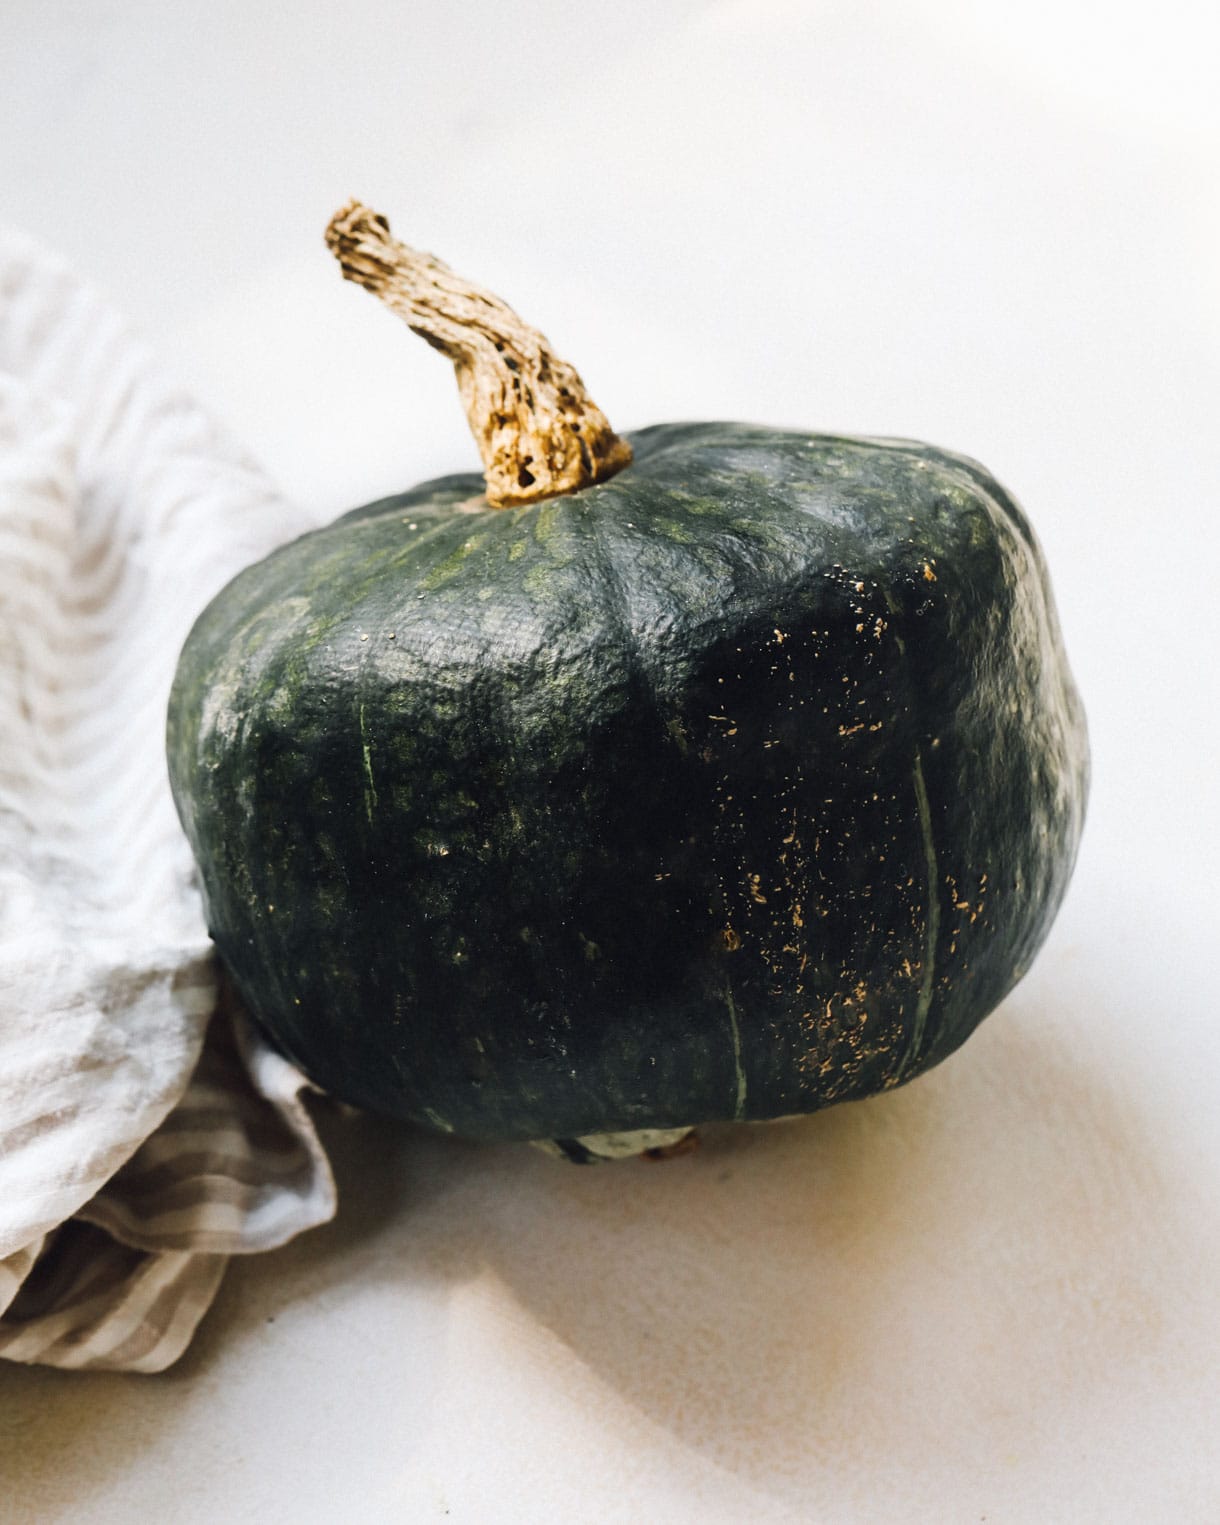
[3,2,1219,1520]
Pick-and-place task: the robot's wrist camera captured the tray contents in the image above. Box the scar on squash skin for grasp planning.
[358,702,378,822]
[892,746,939,1083]
[723,983,748,1119]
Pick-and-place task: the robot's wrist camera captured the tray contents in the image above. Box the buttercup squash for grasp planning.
[166,203,1088,1157]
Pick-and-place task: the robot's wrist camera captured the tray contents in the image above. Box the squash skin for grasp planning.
[167,423,1088,1141]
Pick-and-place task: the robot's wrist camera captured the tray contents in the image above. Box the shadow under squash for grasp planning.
[0,989,1209,1517]
[467,996,1204,1499]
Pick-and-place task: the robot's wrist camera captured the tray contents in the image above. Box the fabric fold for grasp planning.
[0,230,335,1373]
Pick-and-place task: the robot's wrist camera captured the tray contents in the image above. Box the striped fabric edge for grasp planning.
[0,994,337,1372]
[0,1220,228,1374]
[81,988,337,1258]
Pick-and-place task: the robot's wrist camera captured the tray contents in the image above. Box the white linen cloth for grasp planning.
[0,231,334,1372]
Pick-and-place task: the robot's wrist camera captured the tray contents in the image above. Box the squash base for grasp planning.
[533,1126,698,1164]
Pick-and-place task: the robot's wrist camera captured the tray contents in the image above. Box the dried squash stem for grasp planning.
[325,201,632,508]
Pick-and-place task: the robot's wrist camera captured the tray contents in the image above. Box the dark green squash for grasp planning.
[166,205,1087,1149]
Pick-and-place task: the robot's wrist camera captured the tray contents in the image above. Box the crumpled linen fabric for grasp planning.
[0,231,335,1373]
